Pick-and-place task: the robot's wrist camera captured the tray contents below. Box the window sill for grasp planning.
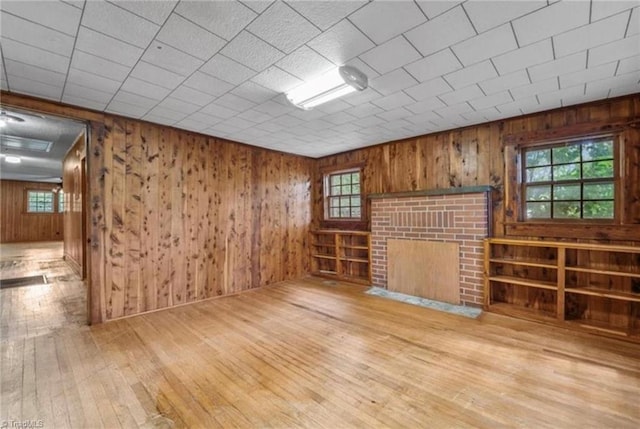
[321,220,368,231]
[505,222,640,242]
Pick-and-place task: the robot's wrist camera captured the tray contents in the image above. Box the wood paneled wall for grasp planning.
[63,134,86,276]
[89,118,313,321]
[0,180,63,243]
[314,94,640,242]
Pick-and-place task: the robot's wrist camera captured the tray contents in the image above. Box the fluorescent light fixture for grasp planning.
[0,121,5,128]
[5,156,21,164]
[286,66,368,110]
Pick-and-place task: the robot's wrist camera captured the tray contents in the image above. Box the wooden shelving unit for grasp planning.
[484,238,640,341]
[311,230,371,284]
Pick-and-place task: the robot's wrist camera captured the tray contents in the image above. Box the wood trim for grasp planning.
[505,222,640,241]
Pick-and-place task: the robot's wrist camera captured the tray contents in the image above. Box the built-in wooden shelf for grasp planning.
[311,230,371,285]
[485,238,640,342]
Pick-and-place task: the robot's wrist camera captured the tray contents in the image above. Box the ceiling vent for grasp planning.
[0,135,53,153]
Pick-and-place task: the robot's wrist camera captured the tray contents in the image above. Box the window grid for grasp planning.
[27,191,55,213]
[326,171,362,220]
[522,138,615,220]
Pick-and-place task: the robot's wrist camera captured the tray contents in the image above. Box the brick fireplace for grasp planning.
[369,187,491,307]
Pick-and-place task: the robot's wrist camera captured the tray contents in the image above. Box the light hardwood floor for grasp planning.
[1,243,640,428]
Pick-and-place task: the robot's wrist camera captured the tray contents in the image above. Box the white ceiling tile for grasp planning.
[492,39,553,75]
[220,31,285,72]
[307,19,375,64]
[174,117,211,132]
[496,96,540,116]
[61,1,84,9]
[142,41,203,76]
[1,39,70,74]
[155,14,226,61]
[512,1,590,46]
[344,102,384,119]
[343,57,381,79]
[63,83,114,104]
[144,109,183,124]
[479,70,530,95]
[444,60,497,90]
[111,90,159,109]
[587,71,640,95]
[405,6,476,57]
[71,50,131,82]
[628,7,640,36]
[250,66,303,93]
[415,1,462,19]
[130,61,185,89]
[175,0,256,40]
[276,45,335,81]
[183,72,234,97]
[255,121,284,133]
[559,62,618,88]
[354,115,388,128]
[82,0,159,48]
[434,102,474,118]
[7,75,63,101]
[404,77,451,101]
[341,87,382,105]
[463,0,546,33]
[468,90,513,110]
[254,100,294,116]
[510,77,558,100]
[200,55,257,85]
[106,99,150,118]
[405,49,462,82]
[236,109,274,124]
[3,59,66,88]
[537,84,586,106]
[371,92,415,110]
[273,114,305,128]
[189,112,224,126]
[75,27,144,67]
[438,84,484,105]
[617,55,640,75]
[591,0,638,21]
[554,11,629,58]
[289,108,326,120]
[220,117,256,130]
[113,1,177,25]
[247,2,320,54]
[303,119,332,131]
[405,110,441,125]
[350,1,427,45]
[67,67,122,93]
[241,1,275,14]
[377,107,411,122]
[589,34,640,67]
[316,98,352,114]
[1,12,75,57]
[560,90,614,108]
[405,97,447,114]
[121,76,172,101]
[169,86,217,107]
[452,24,518,66]
[323,111,357,125]
[0,0,82,36]
[286,1,366,30]
[231,81,278,104]
[606,78,640,97]
[199,103,238,120]
[369,69,418,96]
[528,51,586,82]
[359,36,421,75]
[215,93,256,112]
[62,94,109,111]
[381,119,413,130]
[156,97,202,115]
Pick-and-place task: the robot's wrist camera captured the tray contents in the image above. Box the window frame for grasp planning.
[519,135,619,223]
[323,168,363,221]
[25,189,56,214]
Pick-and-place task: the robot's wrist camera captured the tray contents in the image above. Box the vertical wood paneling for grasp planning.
[0,180,64,243]
[62,133,85,275]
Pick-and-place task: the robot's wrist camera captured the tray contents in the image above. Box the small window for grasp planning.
[27,190,55,213]
[522,137,615,220]
[58,191,65,213]
[325,169,362,220]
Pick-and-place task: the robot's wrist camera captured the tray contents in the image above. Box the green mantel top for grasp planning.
[367,185,494,200]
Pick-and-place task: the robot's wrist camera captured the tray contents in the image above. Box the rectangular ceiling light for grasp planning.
[0,135,53,152]
[286,66,368,110]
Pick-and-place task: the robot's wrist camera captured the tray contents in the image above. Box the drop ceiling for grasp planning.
[1,0,638,158]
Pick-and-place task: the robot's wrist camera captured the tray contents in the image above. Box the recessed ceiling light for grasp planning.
[5,156,21,164]
[286,66,368,110]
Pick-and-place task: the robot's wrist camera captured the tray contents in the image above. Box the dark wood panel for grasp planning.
[0,180,63,243]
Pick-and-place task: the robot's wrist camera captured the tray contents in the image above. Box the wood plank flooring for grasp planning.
[1,244,640,428]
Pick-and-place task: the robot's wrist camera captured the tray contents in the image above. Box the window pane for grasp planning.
[526,202,550,219]
[583,201,614,219]
[341,184,352,195]
[352,173,360,184]
[526,166,551,182]
[525,149,550,167]
[582,140,613,161]
[526,185,550,201]
[582,160,613,179]
[553,184,580,200]
[352,184,360,194]
[342,174,352,185]
[330,208,340,218]
[340,208,350,217]
[583,182,614,200]
[350,196,360,207]
[554,201,580,219]
[331,175,341,186]
[553,163,580,180]
[329,197,339,208]
[58,192,64,212]
[331,185,341,196]
[552,145,580,164]
[351,207,361,218]
[340,197,350,206]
